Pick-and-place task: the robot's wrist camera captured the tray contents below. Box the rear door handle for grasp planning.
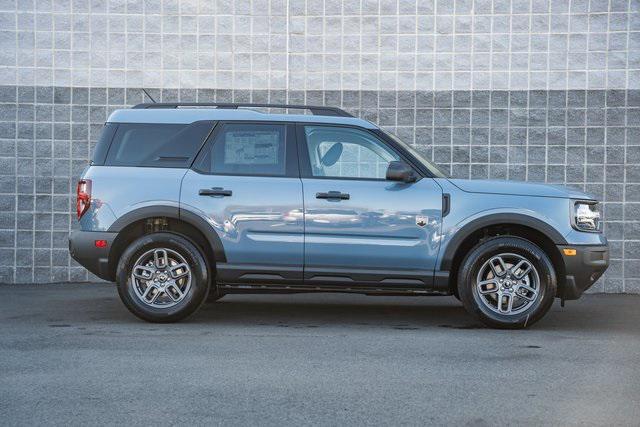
[199,187,232,197]
[316,191,350,200]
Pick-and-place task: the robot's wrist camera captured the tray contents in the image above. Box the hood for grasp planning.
[447,179,595,200]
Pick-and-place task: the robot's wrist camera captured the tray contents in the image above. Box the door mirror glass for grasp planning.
[386,161,417,183]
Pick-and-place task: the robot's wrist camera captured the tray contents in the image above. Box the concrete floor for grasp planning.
[0,283,638,426]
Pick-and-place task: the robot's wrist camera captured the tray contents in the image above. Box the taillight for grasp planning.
[76,179,92,219]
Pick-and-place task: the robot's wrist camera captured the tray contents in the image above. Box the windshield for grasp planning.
[382,131,447,178]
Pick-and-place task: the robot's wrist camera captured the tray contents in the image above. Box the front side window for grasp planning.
[196,123,287,176]
[303,126,400,179]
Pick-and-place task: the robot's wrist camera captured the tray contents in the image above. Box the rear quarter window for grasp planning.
[104,121,214,168]
[91,123,117,165]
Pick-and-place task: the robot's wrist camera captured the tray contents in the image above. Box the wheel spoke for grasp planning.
[141,284,158,302]
[150,291,163,304]
[169,263,190,280]
[165,283,184,302]
[515,284,538,301]
[133,265,155,281]
[489,256,508,277]
[497,291,514,314]
[506,293,514,313]
[511,259,532,279]
[477,279,499,294]
[154,249,169,269]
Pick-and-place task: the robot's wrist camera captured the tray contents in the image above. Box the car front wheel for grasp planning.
[457,236,557,329]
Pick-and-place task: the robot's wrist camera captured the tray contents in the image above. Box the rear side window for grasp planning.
[91,123,117,165]
[195,123,287,176]
[104,121,213,168]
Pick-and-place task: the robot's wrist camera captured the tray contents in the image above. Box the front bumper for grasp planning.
[558,244,609,300]
[69,230,117,281]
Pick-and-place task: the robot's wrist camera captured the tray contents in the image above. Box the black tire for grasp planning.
[457,236,556,329]
[116,232,210,323]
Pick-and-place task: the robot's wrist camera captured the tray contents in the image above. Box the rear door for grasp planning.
[180,122,304,286]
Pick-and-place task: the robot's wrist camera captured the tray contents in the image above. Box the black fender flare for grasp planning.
[438,213,567,271]
[107,205,227,263]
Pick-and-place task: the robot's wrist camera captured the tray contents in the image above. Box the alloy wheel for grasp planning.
[475,252,540,315]
[130,248,192,308]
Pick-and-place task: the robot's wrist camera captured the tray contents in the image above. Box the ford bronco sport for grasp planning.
[69,102,609,328]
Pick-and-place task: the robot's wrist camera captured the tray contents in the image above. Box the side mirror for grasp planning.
[386,161,417,183]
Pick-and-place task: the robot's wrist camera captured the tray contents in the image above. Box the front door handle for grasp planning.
[199,187,232,197]
[316,191,350,200]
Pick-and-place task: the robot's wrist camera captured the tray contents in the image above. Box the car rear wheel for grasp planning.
[116,232,210,323]
[457,236,557,329]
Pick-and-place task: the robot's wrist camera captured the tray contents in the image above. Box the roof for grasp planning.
[106,108,378,129]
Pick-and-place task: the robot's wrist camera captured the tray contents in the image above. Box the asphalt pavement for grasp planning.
[1,283,638,426]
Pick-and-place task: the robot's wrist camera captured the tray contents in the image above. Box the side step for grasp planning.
[218,283,449,296]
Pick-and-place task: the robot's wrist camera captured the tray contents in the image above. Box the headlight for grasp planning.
[572,201,601,232]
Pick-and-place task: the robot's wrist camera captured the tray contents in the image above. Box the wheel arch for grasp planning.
[106,206,226,281]
[440,213,567,296]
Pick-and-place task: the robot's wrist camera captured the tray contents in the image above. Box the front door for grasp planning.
[180,122,304,285]
[298,124,442,288]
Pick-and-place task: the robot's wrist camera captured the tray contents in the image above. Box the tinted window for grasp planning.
[105,121,213,168]
[91,123,117,165]
[303,126,400,179]
[196,123,287,176]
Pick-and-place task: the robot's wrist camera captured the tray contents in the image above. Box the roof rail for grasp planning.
[131,102,354,118]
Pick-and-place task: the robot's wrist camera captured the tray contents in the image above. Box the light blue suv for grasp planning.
[69,103,609,328]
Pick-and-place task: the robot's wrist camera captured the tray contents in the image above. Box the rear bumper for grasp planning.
[69,230,117,281]
[558,244,609,300]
